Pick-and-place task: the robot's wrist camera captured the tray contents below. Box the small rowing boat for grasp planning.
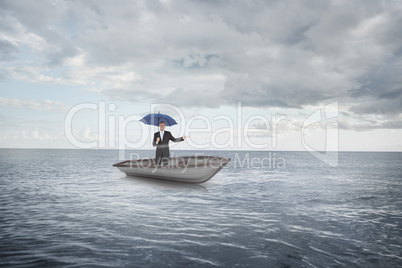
[113,156,231,183]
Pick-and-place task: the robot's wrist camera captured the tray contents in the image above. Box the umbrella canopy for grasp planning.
[139,113,178,126]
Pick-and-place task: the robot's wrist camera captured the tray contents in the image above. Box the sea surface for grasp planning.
[1,149,401,267]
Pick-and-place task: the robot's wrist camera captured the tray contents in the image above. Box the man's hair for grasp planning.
[160,121,166,125]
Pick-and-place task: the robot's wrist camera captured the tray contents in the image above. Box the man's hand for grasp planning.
[156,137,160,143]
[183,136,190,139]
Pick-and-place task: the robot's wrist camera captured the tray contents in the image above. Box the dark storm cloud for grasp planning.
[0,0,79,66]
[1,0,402,119]
[349,55,402,114]
[0,39,18,61]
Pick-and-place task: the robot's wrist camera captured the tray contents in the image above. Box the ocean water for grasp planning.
[0,149,401,267]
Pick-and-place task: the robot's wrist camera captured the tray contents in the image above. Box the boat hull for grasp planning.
[113,156,230,183]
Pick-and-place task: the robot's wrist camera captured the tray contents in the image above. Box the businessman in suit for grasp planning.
[152,121,187,165]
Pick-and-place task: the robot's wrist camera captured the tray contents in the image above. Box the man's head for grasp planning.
[159,121,166,131]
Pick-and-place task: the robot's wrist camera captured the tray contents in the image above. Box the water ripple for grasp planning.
[1,150,401,267]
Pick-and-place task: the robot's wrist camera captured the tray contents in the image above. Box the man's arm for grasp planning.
[168,132,184,143]
[169,132,184,142]
[152,132,159,147]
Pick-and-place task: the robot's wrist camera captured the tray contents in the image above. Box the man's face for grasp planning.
[159,122,166,131]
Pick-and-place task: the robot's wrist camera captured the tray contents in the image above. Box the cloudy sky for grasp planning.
[0,0,401,151]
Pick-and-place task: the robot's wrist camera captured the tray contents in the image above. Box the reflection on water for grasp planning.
[0,149,401,267]
[122,176,209,192]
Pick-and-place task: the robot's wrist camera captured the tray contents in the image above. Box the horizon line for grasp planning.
[0,148,401,153]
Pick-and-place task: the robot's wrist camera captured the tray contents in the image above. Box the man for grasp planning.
[152,121,187,165]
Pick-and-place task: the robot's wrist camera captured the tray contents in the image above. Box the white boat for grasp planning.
[113,156,231,183]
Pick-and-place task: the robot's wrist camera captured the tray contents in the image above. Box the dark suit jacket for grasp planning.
[152,131,184,163]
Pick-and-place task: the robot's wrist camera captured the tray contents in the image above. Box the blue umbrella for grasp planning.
[139,112,178,126]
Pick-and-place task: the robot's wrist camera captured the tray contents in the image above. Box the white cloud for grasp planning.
[0,97,67,112]
[0,128,64,142]
[1,0,401,134]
